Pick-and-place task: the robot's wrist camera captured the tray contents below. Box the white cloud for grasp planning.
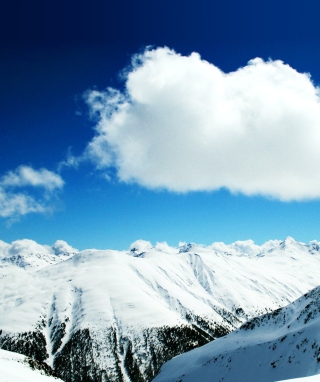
[8,239,52,256]
[129,239,153,252]
[52,240,78,255]
[1,166,64,191]
[0,166,64,220]
[0,238,77,258]
[210,240,261,256]
[85,47,320,201]
[0,187,46,218]
[57,148,82,171]
[0,240,10,258]
[154,241,178,254]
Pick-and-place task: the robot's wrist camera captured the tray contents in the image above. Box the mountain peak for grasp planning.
[178,243,195,253]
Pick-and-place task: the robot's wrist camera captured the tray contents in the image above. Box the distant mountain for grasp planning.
[153,286,320,382]
[0,237,320,381]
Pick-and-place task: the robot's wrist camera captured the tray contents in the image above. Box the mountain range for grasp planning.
[0,236,320,381]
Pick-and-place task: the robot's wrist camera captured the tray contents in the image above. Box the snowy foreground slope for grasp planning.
[278,376,320,382]
[153,286,320,382]
[0,237,320,381]
[0,349,63,382]
[280,376,320,381]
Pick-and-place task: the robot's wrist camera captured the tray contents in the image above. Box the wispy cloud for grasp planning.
[1,165,64,191]
[0,166,64,221]
[83,47,320,201]
[57,149,82,171]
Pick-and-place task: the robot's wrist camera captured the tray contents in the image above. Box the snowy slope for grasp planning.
[153,286,320,382]
[0,236,320,381]
[0,349,63,382]
[278,376,320,381]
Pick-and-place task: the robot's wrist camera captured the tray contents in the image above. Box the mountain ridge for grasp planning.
[1,236,320,381]
[153,285,320,382]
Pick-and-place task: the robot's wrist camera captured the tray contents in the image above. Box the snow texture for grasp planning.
[0,349,63,382]
[278,375,320,381]
[153,286,320,382]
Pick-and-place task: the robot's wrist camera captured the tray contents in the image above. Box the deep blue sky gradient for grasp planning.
[1,0,320,249]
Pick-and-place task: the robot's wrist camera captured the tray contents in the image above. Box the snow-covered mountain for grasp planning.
[0,349,63,382]
[0,236,320,381]
[153,285,320,382]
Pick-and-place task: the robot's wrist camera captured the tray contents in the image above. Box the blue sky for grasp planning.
[1,0,320,250]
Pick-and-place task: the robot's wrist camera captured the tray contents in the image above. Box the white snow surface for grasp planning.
[0,349,62,382]
[277,376,320,381]
[153,286,320,382]
[1,236,320,375]
[279,374,320,382]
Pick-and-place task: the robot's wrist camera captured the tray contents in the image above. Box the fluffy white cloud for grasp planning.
[0,240,10,258]
[129,240,178,255]
[0,238,77,258]
[210,240,262,256]
[0,187,47,218]
[85,47,320,201]
[8,239,52,256]
[0,166,64,220]
[129,239,153,252]
[154,241,178,255]
[52,240,78,255]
